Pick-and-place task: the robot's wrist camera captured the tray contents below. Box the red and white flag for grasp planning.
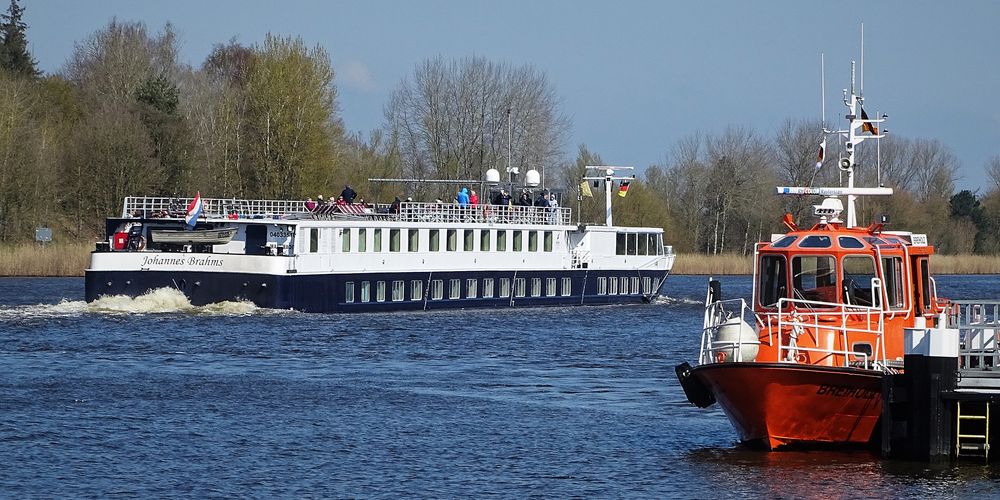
[815,138,826,170]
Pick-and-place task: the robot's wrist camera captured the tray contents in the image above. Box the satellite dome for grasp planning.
[525,169,541,187]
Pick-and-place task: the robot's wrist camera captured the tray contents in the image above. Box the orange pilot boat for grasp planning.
[675,55,950,450]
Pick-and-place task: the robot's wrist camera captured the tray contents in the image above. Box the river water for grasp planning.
[2,275,999,497]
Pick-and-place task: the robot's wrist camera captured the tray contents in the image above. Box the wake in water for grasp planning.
[655,295,703,306]
[0,287,284,319]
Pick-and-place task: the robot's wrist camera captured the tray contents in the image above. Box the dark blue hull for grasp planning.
[85,269,669,313]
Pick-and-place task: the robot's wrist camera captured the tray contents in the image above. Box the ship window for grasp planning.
[882,256,905,309]
[919,258,932,312]
[447,229,457,251]
[431,279,443,300]
[342,229,351,252]
[358,228,367,252]
[390,229,401,252]
[497,231,507,251]
[771,235,797,248]
[408,229,419,252]
[791,255,837,306]
[361,281,371,302]
[544,231,553,252]
[374,229,382,252]
[616,233,626,255]
[758,255,787,308]
[411,280,423,301]
[649,234,659,255]
[609,277,618,295]
[657,234,665,255]
[638,233,648,255]
[514,278,526,297]
[620,276,629,294]
[464,230,474,251]
[480,230,490,252]
[561,277,571,296]
[643,277,652,294]
[430,229,440,251]
[392,280,404,302]
[531,278,541,297]
[864,236,887,246]
[838,236,865,249]
[842,256,877,307]
[852,342,873,358]
[376,281,386,302]
[467,279,478,298]
[345,282,355,303]
[653,278,660,293]
[598,277,607,295]
[529,231,538,252]
[483,278,494,298]
[449,279,461,299]
[499,278,511,298]
[798,235,832,248]
[632,277,640,294]
[546,278,556,297]
[310,228,319,253]
[513,231,522,251]
[627,233,637,255]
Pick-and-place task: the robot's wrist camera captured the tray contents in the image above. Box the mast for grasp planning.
[582,166,634,227]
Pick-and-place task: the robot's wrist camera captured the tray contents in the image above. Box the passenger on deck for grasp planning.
[470,190,479,206]
[548,194,559,224]
[534,191,549,207]
[317,194,325,205]
[335,196,348,206]
[341,185,357,203]
[518,190,532,206]
[456,187,470,206]
[389,196,401,214]
[495,189,512,206]
[305,197,317,211]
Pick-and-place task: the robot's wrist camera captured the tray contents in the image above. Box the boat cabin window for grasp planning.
[342,229,351,252]
[513,231,523,252]
[627,233,637,255]
[616,233,626,255]
[358,228,367,252]
[838,236,865,249]
[919,257,932,313]
[792,255,836,305]
[310,228,319,253]
[447,229,457,251]
[842,256,877,307]
[481,230,491,252]
[864,236,887,246]
[758,255,787,307]
[529,231,538,252]
[390,229,401,252]
[638,234,648,255]
[374,229,382,252]
[430,229,440,251]
[544,231,553,252]
[464,230,474,251]
[772,235,797,248]
[497,231,507,251]
[882,256,906,309]
[409,229,419,252]
[798,235,832,248]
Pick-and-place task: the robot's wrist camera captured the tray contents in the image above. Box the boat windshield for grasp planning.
[791,255,837,305]
[841,255,877,307]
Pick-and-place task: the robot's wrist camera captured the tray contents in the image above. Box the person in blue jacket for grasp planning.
[456,187,470,206]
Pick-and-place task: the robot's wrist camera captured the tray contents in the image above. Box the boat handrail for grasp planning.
[121,197,573,226]
[947,300,1000,372]
[765,297,887,370]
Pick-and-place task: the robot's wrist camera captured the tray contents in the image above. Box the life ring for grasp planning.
[715,351,727,363]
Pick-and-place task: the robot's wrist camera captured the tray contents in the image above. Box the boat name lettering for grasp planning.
[269,231,293,238]
[815,384,878,399]
[140,255,225,267]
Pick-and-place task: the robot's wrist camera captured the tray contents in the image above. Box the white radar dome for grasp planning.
[485,168,501,185]
[525,169,541,187]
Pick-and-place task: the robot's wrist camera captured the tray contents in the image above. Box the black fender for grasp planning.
[675,362,716,408]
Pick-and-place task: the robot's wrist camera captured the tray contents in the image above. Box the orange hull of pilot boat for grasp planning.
[677,216,948,449]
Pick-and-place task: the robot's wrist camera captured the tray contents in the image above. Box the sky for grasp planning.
[23,0,1000,191]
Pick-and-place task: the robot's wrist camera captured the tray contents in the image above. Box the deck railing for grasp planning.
[948,301,1000,371]
[121,197,573,226]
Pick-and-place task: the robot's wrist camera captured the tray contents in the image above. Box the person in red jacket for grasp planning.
[470,190,479,206]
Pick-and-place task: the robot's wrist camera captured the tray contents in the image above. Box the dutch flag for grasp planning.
[185,192,203,228]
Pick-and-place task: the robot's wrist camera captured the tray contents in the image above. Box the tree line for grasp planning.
[1,2,997,255]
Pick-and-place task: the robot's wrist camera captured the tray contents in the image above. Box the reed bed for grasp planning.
[929,254,1000,275]
[0,241,92,277]
[673,253,753,275]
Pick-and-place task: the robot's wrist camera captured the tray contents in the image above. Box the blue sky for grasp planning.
[24,0,1000,191]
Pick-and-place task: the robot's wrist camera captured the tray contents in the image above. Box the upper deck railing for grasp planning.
[121,197,573,226]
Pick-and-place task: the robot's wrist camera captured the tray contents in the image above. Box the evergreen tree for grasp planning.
[0,0,38,77]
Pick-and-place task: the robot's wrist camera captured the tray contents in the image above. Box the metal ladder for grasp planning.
[956,400,990,460]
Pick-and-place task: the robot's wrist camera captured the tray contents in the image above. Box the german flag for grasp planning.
[618,180,630,198]
[861,107,879,135]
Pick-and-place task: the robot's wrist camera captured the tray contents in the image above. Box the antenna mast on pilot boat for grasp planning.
[778,24,890,228]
